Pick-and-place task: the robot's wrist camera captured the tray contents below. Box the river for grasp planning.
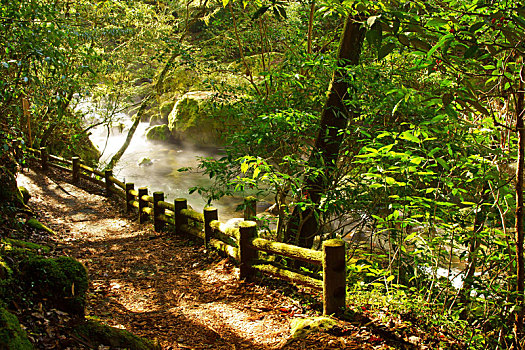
[87,109,244,221]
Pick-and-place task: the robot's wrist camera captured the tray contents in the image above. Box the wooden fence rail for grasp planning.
[25,146,347,315]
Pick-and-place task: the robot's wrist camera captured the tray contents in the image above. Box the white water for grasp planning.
[86,109,243,220]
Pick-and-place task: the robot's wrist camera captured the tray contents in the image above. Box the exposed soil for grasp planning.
[15,165,402,349]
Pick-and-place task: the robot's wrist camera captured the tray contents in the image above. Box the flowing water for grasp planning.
[86,109,243,221]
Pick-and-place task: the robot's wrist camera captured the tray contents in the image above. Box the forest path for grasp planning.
[17,167,297,349]
[17,166,388,350]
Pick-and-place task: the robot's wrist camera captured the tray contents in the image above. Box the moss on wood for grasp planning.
[25,218,56,235]
[180,208,204,223]
[18,186,30,205]
[210,220,239,239]
[251,263,322,290]
[209,238,238,260]
[250,238,322,265]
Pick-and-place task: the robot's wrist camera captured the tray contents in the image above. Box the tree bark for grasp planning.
[514,64,525,341]
[285,15,365,248]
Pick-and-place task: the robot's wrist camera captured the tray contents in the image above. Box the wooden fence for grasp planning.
[26,147,347,315]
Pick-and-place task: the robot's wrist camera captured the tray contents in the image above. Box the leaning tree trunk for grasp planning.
[104,94,153,170]
[104,51,179,171]
[514,67,525,341]
[285,15,366,248]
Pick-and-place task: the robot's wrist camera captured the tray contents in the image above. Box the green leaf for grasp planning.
[252,6,269,20]
[399,131,420,143]
[366,22,382,49]
[469,22,485,32]
[378,42,396,60]
[436,157,450,171]
[405,231,417,242]
[427,33,453,59]
[427,18,448,28]
[512,15,525,30]
[463,45,478,59]
[222,0,229,7]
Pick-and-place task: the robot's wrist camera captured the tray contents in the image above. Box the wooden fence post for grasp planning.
[104,170,113,197]
[153,191,165,232]
[39,147,48,171]
[243,196,257,221]
[175,198,187,235]
[238,221,257,280]
[322,239,346,315]
[138,187,148,224]
[72,157,80,183]
[204,207,218,246]
[125,183,135,213]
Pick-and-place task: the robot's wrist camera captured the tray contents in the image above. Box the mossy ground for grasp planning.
[0,307,33,350]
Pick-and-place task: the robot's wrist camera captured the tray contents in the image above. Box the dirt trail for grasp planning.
[17,167,298,349]
[17,166,393,350]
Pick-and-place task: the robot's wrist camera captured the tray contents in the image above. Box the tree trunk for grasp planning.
[285,15,365,248]
[104,51,179,171]
[104,94,153,170]
[514,66,525,341]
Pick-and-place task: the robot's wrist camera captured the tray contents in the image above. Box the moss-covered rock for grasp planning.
[19,255,88,315]
[167,91,232,145]
[289,317,338,339]
[74,319,159,350]
[138,157,153,166]
[145,125,172,142]
[0,307,33,349]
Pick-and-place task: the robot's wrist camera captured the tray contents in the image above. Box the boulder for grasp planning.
[138,157,153,166]
[145,125,172,142]
[19,255,89,315]
[289,317,338,339]
[167,91,229,145]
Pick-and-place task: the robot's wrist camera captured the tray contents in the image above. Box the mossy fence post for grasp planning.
[322,239,346,315]
[204,207,218,247]
[175,198,188,235]
[153,191,165,232]
[238,221,257,280]
[125,183,134,213]
[104,170,113,197]
[39,147,48,171]
[244,196,256,221]
[138,187,148,224]
[72,157,80,183]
